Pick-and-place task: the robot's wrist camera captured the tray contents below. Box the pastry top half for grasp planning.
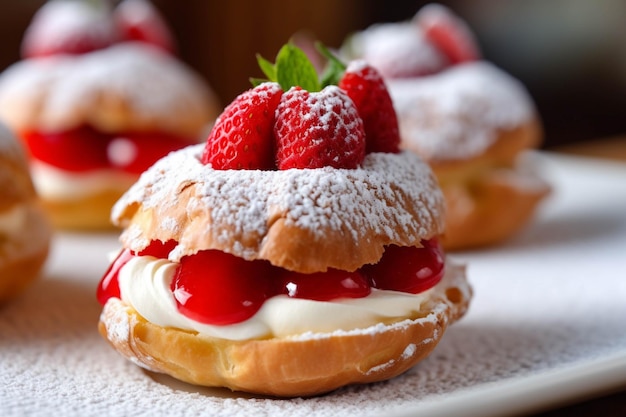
[389,62,541,163]
[112,144,446,273]
[0,42,218,137]
[341,4,549,251]
[343,4,543,170]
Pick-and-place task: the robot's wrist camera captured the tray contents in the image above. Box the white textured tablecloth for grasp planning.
[2,152,626,417]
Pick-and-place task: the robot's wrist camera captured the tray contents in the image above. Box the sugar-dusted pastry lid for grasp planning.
[0,42,219,137]
[112,144,446,273]
[389,61,541,165]
[341,19,448,78]
[385,61,548,250]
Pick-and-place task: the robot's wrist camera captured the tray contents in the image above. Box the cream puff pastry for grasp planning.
[97,44,471,396]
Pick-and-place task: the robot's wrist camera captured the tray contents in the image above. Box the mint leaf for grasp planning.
[249,77,268,87]
[275,43,320,92]
[256,54,277,82]
[316,42,346,88]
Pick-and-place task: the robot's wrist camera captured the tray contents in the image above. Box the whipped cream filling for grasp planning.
[0,204,27,236]
[31,160,137,199]
[118,255,435,341]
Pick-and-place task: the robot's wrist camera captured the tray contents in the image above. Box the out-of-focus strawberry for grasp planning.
[21,0,119,58]
[415,3,481,65]
[114,0,176,54]
[339,60,400,153]
[202,82,283,170]
[274,85,365,170]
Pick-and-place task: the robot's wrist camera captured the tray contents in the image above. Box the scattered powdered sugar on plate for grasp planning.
[3,154,626,416]
[388,61,536,161]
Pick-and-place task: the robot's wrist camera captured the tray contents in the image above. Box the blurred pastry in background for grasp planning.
[0,122,51,303]
[0,0,220,230]
[342,3,550,250]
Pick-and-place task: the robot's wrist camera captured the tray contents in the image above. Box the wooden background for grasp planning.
[2,0,626,147]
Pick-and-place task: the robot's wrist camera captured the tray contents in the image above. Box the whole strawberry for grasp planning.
[21,0,119,58]
[202,42,399,172]
[115,0,176,54]
[415,4,480,65]
[338,60,400,153]
[274,85,365,169]
[255,43,367,170]
[202,82,283,170]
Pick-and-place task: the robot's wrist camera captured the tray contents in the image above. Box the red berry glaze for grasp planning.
[108,131,195,174]
[137,239,177,258]
[279,269,371,301]
[115,0,176,54]
[274,86,366,169]
[170,250,275,325]
[24,127,194,173]
[202,83,283,170]
[23,127,110,172]
[97,238,445,322]
[416,4,480,65]
[97,248,132,305]
[96,239,176,305]
[338,61,400,154]
[363,239,445,294]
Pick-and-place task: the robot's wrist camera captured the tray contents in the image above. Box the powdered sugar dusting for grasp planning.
[388,61,536,161]
[275,85,365,169]
[345,21,447,78]
[0,42,213,134]
[363,343,419,375]
[102,301,131,344]
[402,343,417,359]
[366,358,396,375]
[345,59,369,74]
[50,44,207,126]
[21,0,116,57]
[113,144,444,262]
[292,318,417,341]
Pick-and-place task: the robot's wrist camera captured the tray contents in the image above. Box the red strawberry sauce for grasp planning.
[97,239,445,326]
[23,126,196,174]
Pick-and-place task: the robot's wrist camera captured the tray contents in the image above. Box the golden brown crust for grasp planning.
[439,167,550,250]
[41,188,128,231]
[0,159,35,212]
[0,44,220,231]
[111,149,446,273]
[391,56,550,250]
[98,263,470,397]
[424,120,543,176]
[0,126,51,301]
[0,43,219,137]
[0,206,51,303]
[405,119,549,250]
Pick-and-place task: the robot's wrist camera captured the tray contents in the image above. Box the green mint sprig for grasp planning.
[251,41,347,92]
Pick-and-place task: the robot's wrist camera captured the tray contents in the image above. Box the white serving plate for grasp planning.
[2,152,626,416]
